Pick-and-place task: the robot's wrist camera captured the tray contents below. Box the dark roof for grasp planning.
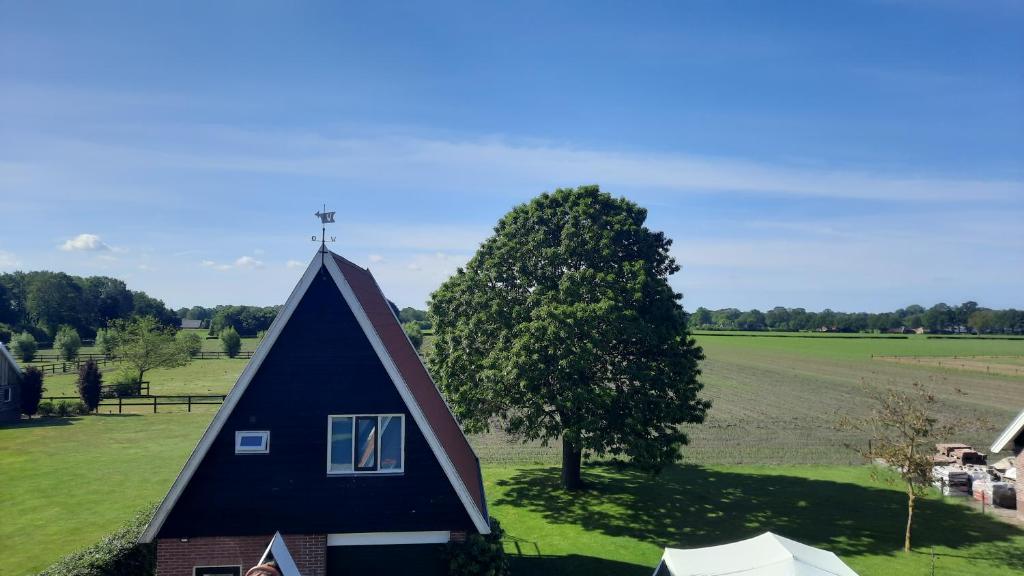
[332,252,486,521]
[180,319,203,329]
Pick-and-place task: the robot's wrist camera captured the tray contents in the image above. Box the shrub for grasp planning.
[37,400,55,417]
[12,331,37,362]
[403,322,424,351]
[20,366,45,418]
[0,324,11,345]
[38,504,156,576]
[177,330,203,358]
[55,325,82,361]
[220,326,241,358]
[95,327,116,356]
[55,401,71,417]
[105,372,141,398]
[77,359,103,411]
[447,518,509,576]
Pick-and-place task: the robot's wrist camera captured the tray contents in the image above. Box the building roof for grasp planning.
[179,319,203,329]
[656,532,859,576]
[141,248,488,542]
[331,252,487,522]
[0,342,22,375]
[991,408,1024,453]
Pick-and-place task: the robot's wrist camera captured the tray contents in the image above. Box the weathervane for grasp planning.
[313,205,336,258]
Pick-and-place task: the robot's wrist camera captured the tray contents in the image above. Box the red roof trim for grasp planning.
[332,253,487,521]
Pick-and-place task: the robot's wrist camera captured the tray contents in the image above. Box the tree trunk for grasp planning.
[561,440,583,491]
[904,487,915,552]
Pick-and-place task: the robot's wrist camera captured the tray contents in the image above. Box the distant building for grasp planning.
[180,319,203,330]
[142,248,490,576]
[0,342,22,424]
[913,327,927,335]
[990,409,1024,520]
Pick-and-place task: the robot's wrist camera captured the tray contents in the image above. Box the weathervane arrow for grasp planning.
[315,210,336,224]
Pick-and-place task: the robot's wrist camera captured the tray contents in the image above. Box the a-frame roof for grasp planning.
[141,248,489,542]
[0,342,22,375]
[991,408,1024,453]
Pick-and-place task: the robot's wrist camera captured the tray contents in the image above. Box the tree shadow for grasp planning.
[509,554,652,576]
[1,413,142,429]
[2,416,79,429]
[494,464,1024,569]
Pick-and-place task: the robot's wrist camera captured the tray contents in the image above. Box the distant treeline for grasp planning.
[175,305,281,336]
[0,271,177,343]
[689,302,1024,334]
[176,305,427,336]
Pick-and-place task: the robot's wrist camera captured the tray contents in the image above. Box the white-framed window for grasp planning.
[194,566,241,576]
[1,387,10,403]
[234,430,270,454]
[327,414,404,475]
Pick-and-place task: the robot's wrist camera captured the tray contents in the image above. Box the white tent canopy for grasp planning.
[654,532,859,576]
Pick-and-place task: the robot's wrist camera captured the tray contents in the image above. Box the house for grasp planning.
[0,342,22,424]
[990,408,1024,519]
[180,318,204,330]
[142,248,490,576]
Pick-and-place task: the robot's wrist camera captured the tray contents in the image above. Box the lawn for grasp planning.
[1,412,1022,576]
[3,333,1023,575]
[39,358,250,399]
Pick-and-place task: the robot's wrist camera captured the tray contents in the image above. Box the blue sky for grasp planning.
[1,1,1021,311]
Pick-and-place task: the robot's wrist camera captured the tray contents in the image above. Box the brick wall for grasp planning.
[157,534,326,576]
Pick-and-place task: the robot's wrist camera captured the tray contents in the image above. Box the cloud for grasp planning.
[60,233,111,252]
[201,256,265,271]
[0,250,20,268]
[285,260,305,269]
[234,256,264,269]
[10,127,1022,203]
[368,254,384,263]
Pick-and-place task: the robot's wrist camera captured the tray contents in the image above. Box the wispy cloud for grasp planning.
[7,128,1022,203]
[60,233,111,252]
[201,256,265,271]
[285,260,304,269]
[0,250,20,268]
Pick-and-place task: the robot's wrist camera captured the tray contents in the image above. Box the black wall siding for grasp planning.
[159,267,475,538]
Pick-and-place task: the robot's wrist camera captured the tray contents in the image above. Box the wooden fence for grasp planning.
[42,394,226,413]
[34,357,117,375]
[26,351,254,375]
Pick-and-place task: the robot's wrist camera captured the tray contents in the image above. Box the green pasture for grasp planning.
[2,332,1023,574]
[2,412,1022,576]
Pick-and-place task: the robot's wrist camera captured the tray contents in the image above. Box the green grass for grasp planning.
[490,464,1024,575]
[1,412,1021,576]
[3,333,1024,574]
[0,414,211,575]
[40,358,250,400]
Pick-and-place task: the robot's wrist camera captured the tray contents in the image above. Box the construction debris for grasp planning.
[931,443,1016,509]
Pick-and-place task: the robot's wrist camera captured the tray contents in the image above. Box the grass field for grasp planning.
[2,331,1023,575]
[2,412,1022,576]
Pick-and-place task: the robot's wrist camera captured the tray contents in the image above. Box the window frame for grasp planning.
[326,413,405,476]
[234,430,270,454]
[193,566,241,576]
[1,387,10,403]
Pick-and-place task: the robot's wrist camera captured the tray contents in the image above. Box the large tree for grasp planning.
[429,185,709,490]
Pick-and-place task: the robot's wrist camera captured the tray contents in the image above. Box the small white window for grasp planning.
[1,387,10,403]
[234,431,269,454]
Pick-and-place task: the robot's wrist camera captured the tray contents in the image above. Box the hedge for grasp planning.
[37,504,156,576]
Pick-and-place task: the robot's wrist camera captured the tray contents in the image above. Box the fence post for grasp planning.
[188,396,192,412]
[119,396,123,414]
[153,396,157,414]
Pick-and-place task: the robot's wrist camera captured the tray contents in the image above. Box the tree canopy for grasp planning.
[429,185,709,489]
